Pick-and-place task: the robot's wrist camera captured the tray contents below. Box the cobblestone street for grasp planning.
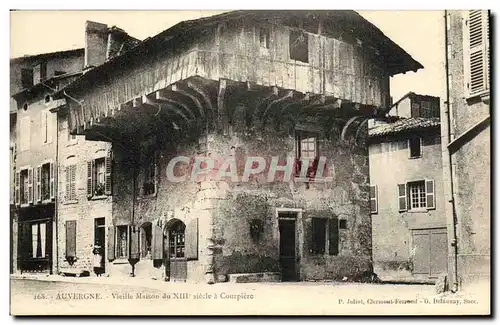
[10,276,490,316]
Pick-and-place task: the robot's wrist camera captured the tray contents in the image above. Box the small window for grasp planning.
[116,226,128,259]
[20,169,29,205]
[408,181,426,210]
[87,151,112,198]
[295,131,319,178]
[259,27,270,49]
[44,95,51,103]
[169,221,186,259]
[31,222,48,258]
[289,30,308,63]
[409,136,422,158]
[339,219,347,229]
[370,185,378,214]
[41,163,51,201]
[94,158,106,196]
[141,150,158,196]
[311,218,327,255]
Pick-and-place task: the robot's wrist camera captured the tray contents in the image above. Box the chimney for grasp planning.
[84,21,108,68]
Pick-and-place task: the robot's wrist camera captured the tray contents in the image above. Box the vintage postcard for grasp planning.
[9,9,491,316]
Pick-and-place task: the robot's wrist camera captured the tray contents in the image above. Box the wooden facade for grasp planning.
[61,11,421,137]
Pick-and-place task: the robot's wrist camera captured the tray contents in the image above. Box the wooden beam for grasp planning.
[158,103,191,124]
[354,118,369,145]
[262,90,293,120]
[171,83,204,118]
[156,89,196,120]
[340,116,363,142]
[217,79,227,134]
[187,81,213,112]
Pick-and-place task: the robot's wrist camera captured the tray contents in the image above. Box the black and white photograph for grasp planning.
[8,8,491,316]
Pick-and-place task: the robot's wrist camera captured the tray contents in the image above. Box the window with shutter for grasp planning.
[15,171,20,206]
[116,225,129,259]
[87,160,94,198]
[107,226,115,261]
[65,162,77,202]
[28,168,33,204]
[64,166,70,202]
[65,220,77,259]
[466,10,490,97]
[70,165,76,201]
[49,162,55,200]
[425,179,436,210]
[370,185,378,214]
[104,150,112,195]
[36,165,42,203]
[398,183,407,212]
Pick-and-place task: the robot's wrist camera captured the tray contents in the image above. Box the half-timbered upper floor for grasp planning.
[56,11,423,142]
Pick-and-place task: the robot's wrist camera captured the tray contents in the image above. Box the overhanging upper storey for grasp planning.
[55,10,423,139]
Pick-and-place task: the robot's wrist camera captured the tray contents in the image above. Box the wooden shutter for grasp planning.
[107,226,115,261]
[28,168,33,204]
[398,183,407,212]
[129,225,140,260]
[70,165,76,201]
[49,162,55,200]
[21,68,34,88]
[65,220,77,258]
[152,224,164,260]
[185,218,199,261]
[426,179,436,210]
[64,166,70,202]
[104,150,112,195]
[87,160,94,198]
[36,165,42,202]
[466,10,489,96]
[370,185,378,214]
[15,171,20,206]
[328,217,339,256]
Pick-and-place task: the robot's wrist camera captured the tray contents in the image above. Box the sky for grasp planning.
[10,10,445,102]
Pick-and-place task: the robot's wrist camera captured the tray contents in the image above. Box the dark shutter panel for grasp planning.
[87,160,94,198]
[328,217,339,256]
[21,68,34,88]
[104,150,112,195]
[15,171,20,206]
[426,179,436,210]
[64,166,70,202]
[468,10,486,95]
[302,214,313,256]
[28,168,33,204]
[152,224,164,260]
[49,162,55,200]
[65,220,77,258]
[370,185,378,214]
[107,226,115,261]
[186,218,199,261]
[398,183,407,212]
[36,165,42,202]
[129,225,140,260]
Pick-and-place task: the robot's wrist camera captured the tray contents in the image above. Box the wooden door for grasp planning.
[279,218,297,281]
[412,228,448,278]
[168,220,187,282]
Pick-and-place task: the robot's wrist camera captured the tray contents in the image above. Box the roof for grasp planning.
[368,117,440,138]
[390,91,440,109]
[10,48,84,63]
[57,10,423,96]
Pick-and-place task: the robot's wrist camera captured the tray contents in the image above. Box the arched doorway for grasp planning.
[167,219,187,282]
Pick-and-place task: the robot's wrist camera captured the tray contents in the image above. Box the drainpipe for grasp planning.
[54,107,59,275]
[442,10,459,293]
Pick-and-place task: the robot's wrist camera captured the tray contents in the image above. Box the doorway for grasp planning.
[412,228,448,278]
[94,218,105,272]
[167,219,187,282]
[279,213,298,281]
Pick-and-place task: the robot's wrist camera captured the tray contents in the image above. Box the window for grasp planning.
[41,109,53,144]
[310,217,340,256]
[370,185,378,214]
[19,169,31,205]
[19,116,31,151]
[40,163,51,201]
[21,68,34,88]
[65,162,77,202]
[31,222,47,258]
[409,136,422,158]
[311,218,326,254]
[295,131,319,178]
[398,179,436,212]
[87,151,112,198]
[116,226,129,259]
[289,30,308,63]
[464,10,490,97]
[169,221,186,259]
[141,150,158,196]
[259,27,270,49]
[140,223,152,259]
[339,219,347,229]
[32,62,47,84]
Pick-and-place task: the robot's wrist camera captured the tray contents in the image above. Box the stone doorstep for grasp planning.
[227,272,281,283]
[58,268,90,277]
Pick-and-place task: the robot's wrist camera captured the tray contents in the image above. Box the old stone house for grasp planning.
[55,10,422,283]
[443,10,490,290]
[10,21,138,275]
[368,93,446,282]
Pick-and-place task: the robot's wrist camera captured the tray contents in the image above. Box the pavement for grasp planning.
[10,273,491,316]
